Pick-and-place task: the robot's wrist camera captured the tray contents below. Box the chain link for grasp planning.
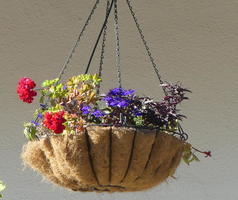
[126,0,166,94]
[98,0,110,79]
[85,0,114,74]
[97,0,110,94]
[57,0,100,81]
[114,0,122,88]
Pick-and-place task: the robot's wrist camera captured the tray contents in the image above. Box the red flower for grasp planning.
[43,111,66,134]
[17,77,37,103]
[204,151,212,158]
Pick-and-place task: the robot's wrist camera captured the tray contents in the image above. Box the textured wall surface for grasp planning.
[0,0,238,199]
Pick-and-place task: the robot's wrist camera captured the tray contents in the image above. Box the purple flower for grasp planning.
[108,88,122,96]
[31,120,40,126]
[133,109,143,116]
[108,99,118,107]
[108,88,135,96]
[103,88,135,108]
[92,109,104,118]
[63,85,67,90]
[103,96,131,108]
[81,105,91,114]
[117,99,131,108]
[103,96,113,102]
[108,97,122,106]
[124,89,135,96]
[37,113,43,119]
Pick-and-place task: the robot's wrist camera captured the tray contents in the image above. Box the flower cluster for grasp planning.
[43,111,66,134]
[18,74,211,165]
[99,84,190,128]
[80,104,105,118]
[103,88,135,108]
[17,77,37,103]
[18,75,191,134]
[16,73,214,169]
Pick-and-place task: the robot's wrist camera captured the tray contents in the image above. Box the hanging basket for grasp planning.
[22,126,188,192]
[16,0,211,194]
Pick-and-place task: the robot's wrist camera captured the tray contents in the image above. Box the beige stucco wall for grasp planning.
[0,0,238,199]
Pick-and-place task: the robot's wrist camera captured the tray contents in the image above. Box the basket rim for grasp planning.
[35,124,187,143]
[86,123,163,130]
[85,124,187,140]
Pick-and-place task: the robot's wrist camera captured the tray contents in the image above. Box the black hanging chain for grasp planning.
[98,0,110,78]
[97,0,110,94]
[114,0,122,88]
[85,0,115,74]
[125,0,189,140]
[57,0,101,81]
[126,0,167,95]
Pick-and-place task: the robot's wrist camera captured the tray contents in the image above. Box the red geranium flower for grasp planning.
[17,77,37,103]
[204,151,212,158]
[43,111,66,134]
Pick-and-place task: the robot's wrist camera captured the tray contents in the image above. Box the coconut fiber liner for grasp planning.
[22,126,188,192]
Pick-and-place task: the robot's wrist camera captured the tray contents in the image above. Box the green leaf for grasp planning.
[47,104,62,113]
[42,78,59,87]
[56,83,63,91]
[193,154,200,161]
[134,116,144,126]
[183,146,200,165]
[23,123,37,141]
[42,80,50,87]
[39,95,45,104]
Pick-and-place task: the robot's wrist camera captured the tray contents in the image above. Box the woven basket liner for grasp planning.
[22,126,187,192]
